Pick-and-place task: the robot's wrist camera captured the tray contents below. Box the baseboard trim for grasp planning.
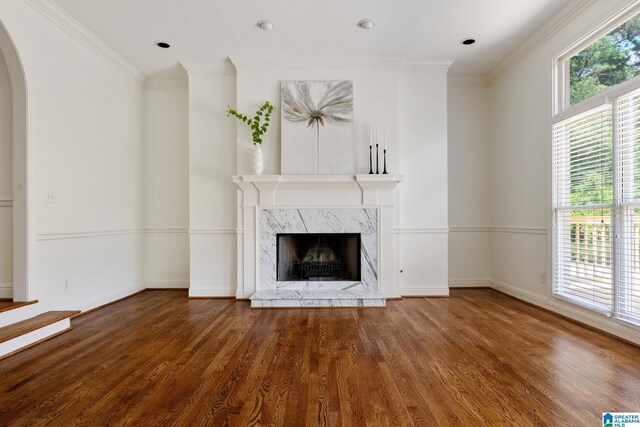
[489,279,640,346]
[399,287,450,297]
[188,288,237,298]
[72,282,146,313]
[0,284,13,299]
[489,280,547,305]
[448,279,491,288]
[144,281,189,289]
[72,289,146,319]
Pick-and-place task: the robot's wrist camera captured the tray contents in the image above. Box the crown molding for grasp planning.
[24,0,146,87]
[144,77,188,90]
[400,59,453,73]
[487,0,596,82]
[447,76,489,87]
[229,55,405,70]
[180,61,236,76]
[228,56,452,73]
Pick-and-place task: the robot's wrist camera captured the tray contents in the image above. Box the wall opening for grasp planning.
[277,233,361,282]
[0,19,29,301]
[0,44,12,299]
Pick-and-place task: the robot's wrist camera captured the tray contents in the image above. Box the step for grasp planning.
[250,289,386,308]
[0,301,40,328]
[0,300,38,313]
[0,311,79,359]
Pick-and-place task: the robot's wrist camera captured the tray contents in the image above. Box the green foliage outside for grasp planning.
[570,15,640,105]
[568,15,640,217]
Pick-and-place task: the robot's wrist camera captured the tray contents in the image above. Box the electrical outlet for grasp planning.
[540,271,546,284]
[64,279,69,291]
[46,193,56,203]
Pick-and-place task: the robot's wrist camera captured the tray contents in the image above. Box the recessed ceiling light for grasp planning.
[460,38,476,46]
[156,42,171,49]
[258,20,274,30]
[357,19,375,30]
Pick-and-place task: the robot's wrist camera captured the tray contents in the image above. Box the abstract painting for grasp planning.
[281,81,354,174]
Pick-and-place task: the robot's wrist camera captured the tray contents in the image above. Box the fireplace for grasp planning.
[277,233,361,281]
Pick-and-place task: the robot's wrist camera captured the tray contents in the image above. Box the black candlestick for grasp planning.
[383,149,388,174]
[369,145,373,174]
[376,144,380,174]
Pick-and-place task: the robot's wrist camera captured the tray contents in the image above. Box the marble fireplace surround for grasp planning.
[260,208,378,291]
[233,174,403,306]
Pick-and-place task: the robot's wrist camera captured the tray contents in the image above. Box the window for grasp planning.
[553,8,640,327]
[568,14,640,106]
[552,105,613,313]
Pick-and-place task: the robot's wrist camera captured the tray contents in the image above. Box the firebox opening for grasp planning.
[277,233,361,281]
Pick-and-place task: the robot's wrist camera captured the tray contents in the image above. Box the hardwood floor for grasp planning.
[0,289,638,426]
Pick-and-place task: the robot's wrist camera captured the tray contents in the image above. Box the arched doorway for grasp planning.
[0,41,11,299]
[0,19,29,302]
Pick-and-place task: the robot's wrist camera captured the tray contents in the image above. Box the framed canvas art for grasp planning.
[280,80,354,174]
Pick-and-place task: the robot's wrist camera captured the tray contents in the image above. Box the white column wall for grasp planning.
[143,86,190,289]
[447,81,491,287]
[398,68,450,296]
[185,70,238,297]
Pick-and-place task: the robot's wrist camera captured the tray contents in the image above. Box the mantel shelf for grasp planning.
[233,174,403,185]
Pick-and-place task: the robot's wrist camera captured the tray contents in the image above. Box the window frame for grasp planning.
[552,2,640,326]
[553,2,640,116]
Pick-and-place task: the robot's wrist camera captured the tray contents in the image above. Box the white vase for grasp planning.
[252,144,264,175]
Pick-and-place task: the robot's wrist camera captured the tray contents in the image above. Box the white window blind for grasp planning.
[615,89,640,326]
[552,104,614,313]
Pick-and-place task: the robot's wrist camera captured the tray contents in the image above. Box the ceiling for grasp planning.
[52,0,573,77]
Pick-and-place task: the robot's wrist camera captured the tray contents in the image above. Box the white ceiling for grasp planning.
[52,0,572,77]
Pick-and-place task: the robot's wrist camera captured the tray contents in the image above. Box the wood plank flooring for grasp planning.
[0,289,638,426]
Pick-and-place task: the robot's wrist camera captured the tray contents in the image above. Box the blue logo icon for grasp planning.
[603,413,613,427]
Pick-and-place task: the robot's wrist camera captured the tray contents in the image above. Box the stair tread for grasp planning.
[0,311,79,343]
[0,300,38,314]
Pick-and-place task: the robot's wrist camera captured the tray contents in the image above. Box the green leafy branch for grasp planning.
[226,101,275,145]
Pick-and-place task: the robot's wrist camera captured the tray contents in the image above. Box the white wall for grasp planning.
[180,60,450,297]
[0,49,11,298]
[488,0,640,344]
[233,62,401,176]
[185,70,237,297]
[237,61,448,298]
[447,81,491,287]
[0,1,144,310]
[398,69,450,295]
[143,86,189,288]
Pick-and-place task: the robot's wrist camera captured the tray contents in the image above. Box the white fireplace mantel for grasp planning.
[233,174,403,304]
[233,174,403,206]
